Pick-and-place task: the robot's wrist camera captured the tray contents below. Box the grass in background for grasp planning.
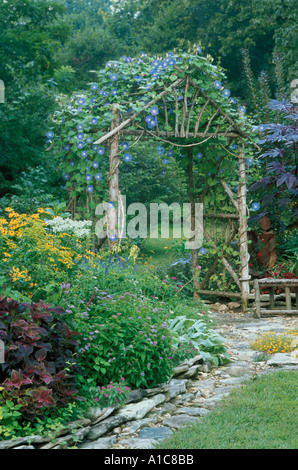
[138,220,182,269]
[157,370,298,449]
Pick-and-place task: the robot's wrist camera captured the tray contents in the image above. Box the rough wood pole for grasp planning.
[108,106,120,251]
[187,147,200,298]
[285,287,291,311]
[238,142,250,312]
[254,279,261,318]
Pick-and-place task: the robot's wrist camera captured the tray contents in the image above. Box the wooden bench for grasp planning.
[254,278,298,318]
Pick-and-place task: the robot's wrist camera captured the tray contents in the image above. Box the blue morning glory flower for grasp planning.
[150,106,159,116]
[168,58,176,66]
[149,68,158,76]
[91,118,98,125]
[64,144,71,151]
[91,84,98,90]
[82,151,88,158]
[197,45,202,53]
[111,88,117,96]
[77,133,84,140]
[152,59,161,67]
[87,185,93,193]
[214,80,222,90]
[145,115,153,123]
[161,170,166,175]
[93,145,97,151]
[196,152,203,159]
[162,59,169,68]
[246,158,254,166]
[109,234,117,241]
[230,143,238,151]
[222,89,231,97]
[110,73,118,81]
[86,174,92,182]
[252,202,260,211]
[69,160,75,167]
[92,161,99,168]
[239,106,246,113]
[123,153,132,162]
[157,146,164,155]
[46,131,54,139]
[77,141,84,149]
[230,97,237,104]
[63,173,70,180]
[99,90,108,97]
[258,124,266,132]
[95,173,102,181]
[86,137,93,144]
[167,150,174,157]
[91,97,97,104]
[219,169,225,174]
[77,97,85,105]
[107,201,115,209]
[133,76,142,82]
[77,124,84,131]
[199,248,207,255]
[97,147,105,155]
[162,159,169,164]
[121,142,129,150]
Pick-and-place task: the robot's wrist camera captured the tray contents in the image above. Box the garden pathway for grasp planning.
[5,309,297,450]
[104,309,298,449]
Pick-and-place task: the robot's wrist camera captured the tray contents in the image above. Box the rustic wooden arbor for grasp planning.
[91,63,255,312]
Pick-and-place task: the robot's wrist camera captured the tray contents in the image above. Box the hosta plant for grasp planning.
[166,315,230,366]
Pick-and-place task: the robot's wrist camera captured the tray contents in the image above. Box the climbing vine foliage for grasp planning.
[47,46,257,220]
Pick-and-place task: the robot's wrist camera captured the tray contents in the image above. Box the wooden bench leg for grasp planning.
[254,279,261,318]
[269,287,275,310]
[285,286,291,311]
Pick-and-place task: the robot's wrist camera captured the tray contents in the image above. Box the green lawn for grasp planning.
[137,221,182,269]
[157,371,298,449]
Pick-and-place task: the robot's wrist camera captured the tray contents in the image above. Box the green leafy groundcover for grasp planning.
[157,370,298,449]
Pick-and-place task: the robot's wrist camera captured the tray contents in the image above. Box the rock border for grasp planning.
[0,355,209,450]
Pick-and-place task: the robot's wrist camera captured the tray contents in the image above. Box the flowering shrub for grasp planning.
[0,208,100,300]
[71,291,174,389]
[169,342,200,368]
[250,329,298,354]
[87,381,131,409]
[266,260,297,280]
[0,297,81,422]
[262,260,297,294]
[45,216,93,239]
